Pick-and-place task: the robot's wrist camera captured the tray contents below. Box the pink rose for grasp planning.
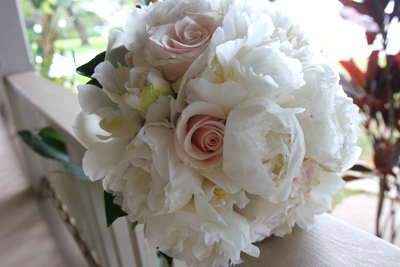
[144,11,222,82]
[175,102,226,170]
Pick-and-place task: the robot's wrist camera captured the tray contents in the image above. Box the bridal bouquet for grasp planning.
[73,0,361,266]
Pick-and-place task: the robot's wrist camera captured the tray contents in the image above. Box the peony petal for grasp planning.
[83,138,129,181]
[202,168,241,194]
[312,170,345,195]
[169,153,204,194]
[308,192,333,215]
[186,78,249,115]
[292,200,315,231]
[194,194,227,226]
[237,194,292,219]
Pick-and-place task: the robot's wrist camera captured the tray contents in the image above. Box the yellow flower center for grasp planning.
[214,188,229,200]
[99,118,119,133]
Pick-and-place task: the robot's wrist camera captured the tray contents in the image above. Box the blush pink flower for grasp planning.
[144,11,222,82]
[291,159,318,198]
[175,102,226,170]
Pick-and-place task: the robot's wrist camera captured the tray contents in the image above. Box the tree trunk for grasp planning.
[67,3,89,46]
[39,12,58,76]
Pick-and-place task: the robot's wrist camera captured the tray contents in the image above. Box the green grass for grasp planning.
[54,36,108,55]
[332,188,368,209]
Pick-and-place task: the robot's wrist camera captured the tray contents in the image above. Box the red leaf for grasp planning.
[340,60,366,87]
[366,32,378,45]
[374,138,400,176]
[339,0,390,28]
[396,51,400,72]
[366,50,380,93]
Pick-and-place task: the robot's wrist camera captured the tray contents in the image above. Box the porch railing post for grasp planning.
[0,0,44,193]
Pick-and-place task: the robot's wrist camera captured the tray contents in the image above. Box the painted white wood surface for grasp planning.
[0,0,33,76]
[241,213,400,267]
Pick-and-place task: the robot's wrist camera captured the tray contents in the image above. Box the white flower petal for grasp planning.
[186,78,249,115]
[145,95,172,125]
[106,30,129,68]
[93,61,125,94]
[122,7,150,51]
[77,84,117,114]
[83,138,129,181]
[72,111,109,148]
[202,168,241,194]
[292,200,315,231]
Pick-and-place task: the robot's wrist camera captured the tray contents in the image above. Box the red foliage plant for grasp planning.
[338,0,400,240]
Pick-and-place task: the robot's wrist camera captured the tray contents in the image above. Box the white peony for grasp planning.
[145,180,259,267]
[220,96,306,201]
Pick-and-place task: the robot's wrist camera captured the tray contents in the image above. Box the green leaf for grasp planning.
[104,191,127,227]
[76,51,106,78]
[86,78,102,88]
[65,165,90,181]
[38,127,67,154]
[132,221,138,230]
[157,251,173,267]
[18,130,69,164]
[38,127,64,142]
[107,46,129,68]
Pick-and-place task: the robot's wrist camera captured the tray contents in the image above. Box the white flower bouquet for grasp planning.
[73,0,361,266]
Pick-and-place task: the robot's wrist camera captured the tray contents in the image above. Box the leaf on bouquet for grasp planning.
[65,165,90,181]
[157,251,173,267]
[18,130,70,164]
[132,221,138,230]
[104,191,128,227]
[76,51,106,78]
[37,127,67,154]
[86,78,102,89]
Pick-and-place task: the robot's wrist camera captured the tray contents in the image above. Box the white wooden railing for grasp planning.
[3,70,162,267]
[1,0,400,267]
